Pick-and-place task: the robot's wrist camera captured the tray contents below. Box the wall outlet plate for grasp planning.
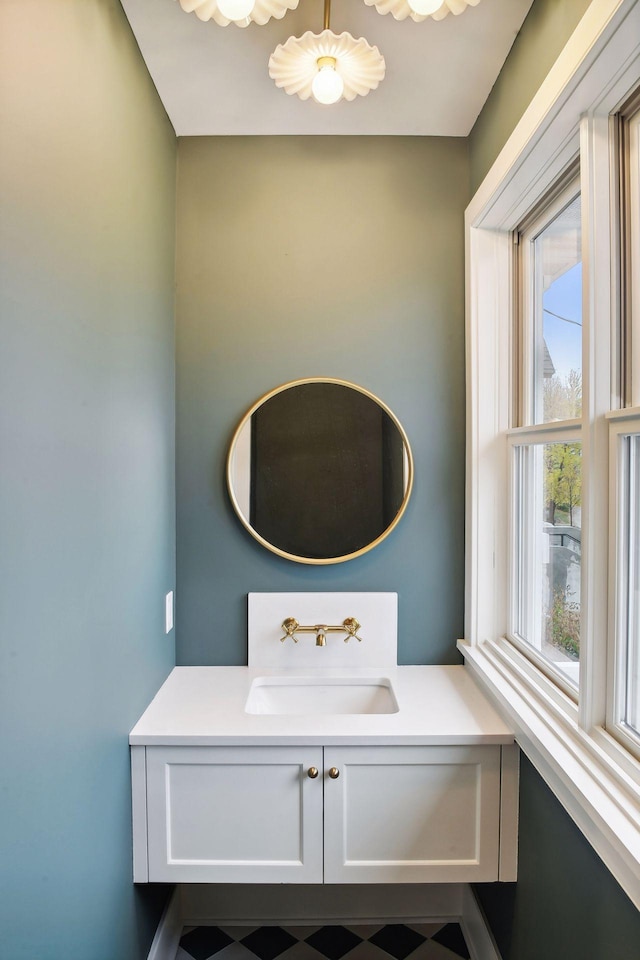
[165,591,174,634]
[247,593,398,669]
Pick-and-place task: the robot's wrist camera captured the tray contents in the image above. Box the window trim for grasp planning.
[461,0,640,911]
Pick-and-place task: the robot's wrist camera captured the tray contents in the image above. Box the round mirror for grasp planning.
[226,379,413,564]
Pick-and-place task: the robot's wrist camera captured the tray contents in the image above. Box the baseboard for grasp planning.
[147,887,182,960]
[460,885,503,960]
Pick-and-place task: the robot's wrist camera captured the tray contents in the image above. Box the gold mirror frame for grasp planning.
[226,377,414,564]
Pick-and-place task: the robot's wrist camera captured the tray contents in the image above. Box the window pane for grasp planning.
[514,441,582,687]
[626,106,640,405]
[533,195,582,423]
[621,435,640,737]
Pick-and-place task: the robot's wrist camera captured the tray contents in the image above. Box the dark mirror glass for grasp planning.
[227,380,413,564]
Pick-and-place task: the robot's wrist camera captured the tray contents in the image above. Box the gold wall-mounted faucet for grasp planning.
[279,617,363,645]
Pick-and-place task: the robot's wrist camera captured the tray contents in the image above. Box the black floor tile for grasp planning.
[177,921,472,960]
[431,923,470,959]
[241,926,299,960]
[305,925,363,959]
[180,926,234,959]
[369,924,427,960]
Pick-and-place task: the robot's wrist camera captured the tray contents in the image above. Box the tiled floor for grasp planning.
[175,922,471,960]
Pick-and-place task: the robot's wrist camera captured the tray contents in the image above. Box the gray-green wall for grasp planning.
[175,136,469,666]
[0,2,176,957]
[469,0,592,192]
[2,1,637,956]
[471,2,640,955]
[476,758,640,960]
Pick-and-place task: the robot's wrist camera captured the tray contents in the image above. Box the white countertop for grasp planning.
[130,665,514,746]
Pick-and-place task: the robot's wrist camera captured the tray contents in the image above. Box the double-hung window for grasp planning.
[512,179,583,692]
[609,89,640,760]
[461,0,640,912]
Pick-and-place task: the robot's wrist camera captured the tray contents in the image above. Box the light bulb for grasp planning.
[216,0,255,20]
[406,0,443,15]
[311,58,344,105]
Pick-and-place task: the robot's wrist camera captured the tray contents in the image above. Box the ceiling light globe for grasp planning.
[406,0,443,15]
[311,62,344,105]
[216,0,255,20]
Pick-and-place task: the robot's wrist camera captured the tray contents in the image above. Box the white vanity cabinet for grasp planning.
[143,745,324,883]
[134,742,509,884]
[324,745,501,883]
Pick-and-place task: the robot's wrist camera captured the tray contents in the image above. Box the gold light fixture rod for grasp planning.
[323,0,331,31]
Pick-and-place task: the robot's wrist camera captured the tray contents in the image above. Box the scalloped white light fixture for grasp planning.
[269,31,385,104]
[175,0,298,29]
[176,0,480,106]
[268,0,385,104]
[362,0,480,24]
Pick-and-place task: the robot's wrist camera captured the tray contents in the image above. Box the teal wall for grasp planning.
[475,758,640,960]
[175,135,469,666]
[471,2,640,955]
[0,2,176,958]
[469,0,592,192]
[1,2,636,956]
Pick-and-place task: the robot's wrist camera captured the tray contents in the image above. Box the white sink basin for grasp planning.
[245,676,399,716]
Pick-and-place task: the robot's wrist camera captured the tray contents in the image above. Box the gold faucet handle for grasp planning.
[342,617,363,642]
[280,617,299,643]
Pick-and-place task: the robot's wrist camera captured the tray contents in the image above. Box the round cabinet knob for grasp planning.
[329,767,340,779]
[307,767,319,779]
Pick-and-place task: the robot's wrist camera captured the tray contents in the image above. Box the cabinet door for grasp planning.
[323,745,501,883]
[146,745,323,882]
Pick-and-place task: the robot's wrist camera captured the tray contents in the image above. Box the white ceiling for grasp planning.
[121,0,534,136]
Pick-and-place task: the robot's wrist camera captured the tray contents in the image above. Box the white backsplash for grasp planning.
[247,593,398,669]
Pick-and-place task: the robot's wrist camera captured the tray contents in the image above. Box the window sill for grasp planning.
[605,407,640,422]
[457,637,640,911]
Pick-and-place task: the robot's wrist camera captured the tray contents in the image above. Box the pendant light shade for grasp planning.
[176,0,298,28]
[269,30,385,103]
[177,0,480,106]
[362,0,480,24]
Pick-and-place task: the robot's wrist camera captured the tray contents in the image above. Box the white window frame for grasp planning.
[460,0,640,911]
